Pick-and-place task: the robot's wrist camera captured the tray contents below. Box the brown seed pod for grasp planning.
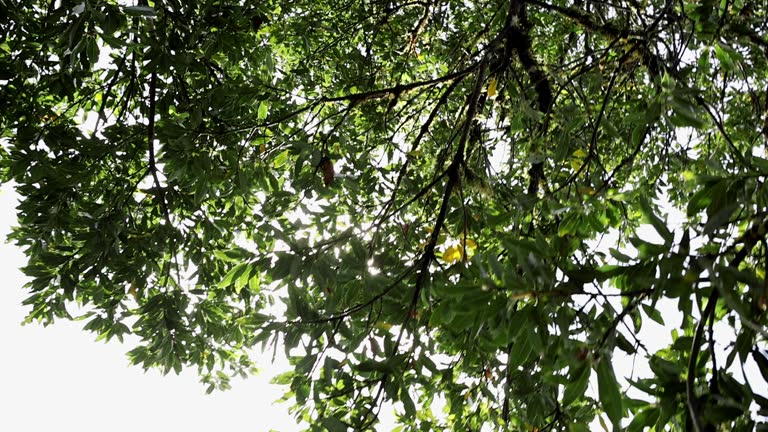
[251,14,266,32]
[319,156,334,186]
[576,348,589,362]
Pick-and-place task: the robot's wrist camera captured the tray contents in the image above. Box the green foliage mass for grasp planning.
[2,0,768,430]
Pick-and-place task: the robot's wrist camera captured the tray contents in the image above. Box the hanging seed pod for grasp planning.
[318,156,334,186]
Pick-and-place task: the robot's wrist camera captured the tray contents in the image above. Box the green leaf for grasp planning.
[616,333,636,354]
[628,236,667,259]
[356,359,392,373]
[714,43,736,71]
[597,358,623,427]
[85,37,99,65]
[752,350,768,383]
[637,196,673,245]
[508,331,532,369]
[248,275,260,292]
[234,264,253,294]
[400,387,416,417]
[122,5,157,16]
[214,247,252,263]
[702,202,739,235]
[609,248,633,263]
[626,405,659,432]
[217,263,249,289]
[320,417,347,432]
[630,124,646,148]
[258,102,269,120]
[649,356,684,383]
[668,96,706,129]
[642,304,665,325]
[562,365,590,406]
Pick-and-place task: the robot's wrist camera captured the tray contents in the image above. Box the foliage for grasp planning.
[2,0,768,430]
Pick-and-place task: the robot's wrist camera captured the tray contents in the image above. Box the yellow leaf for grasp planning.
[442,245,462,264]
[570,159,583,171]
[487,77,498,97]
[375,321,393,331]
[572,148,588,158]
[462,238,478,250]
[510,291,534,300]
[683,271,699,283]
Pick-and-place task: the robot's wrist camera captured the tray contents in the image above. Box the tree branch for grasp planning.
[323,64,478,104]
[503,0,554,195]
[147,71,172,226]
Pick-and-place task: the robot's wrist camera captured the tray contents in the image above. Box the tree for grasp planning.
[2,0,768,430]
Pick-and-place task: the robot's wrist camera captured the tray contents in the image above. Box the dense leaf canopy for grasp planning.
[3,0,768,430]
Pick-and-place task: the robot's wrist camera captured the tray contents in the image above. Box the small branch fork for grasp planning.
[147,71,172,226]
[281,265,417,326]
[369,78,465,255]
[146,71,180,292]
[402,57,489,335]
[503,0,554,196]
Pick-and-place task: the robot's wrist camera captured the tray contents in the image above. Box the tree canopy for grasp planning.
[3,0,768,430]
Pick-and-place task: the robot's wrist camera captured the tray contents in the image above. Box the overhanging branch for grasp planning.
[686,216,768,431]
